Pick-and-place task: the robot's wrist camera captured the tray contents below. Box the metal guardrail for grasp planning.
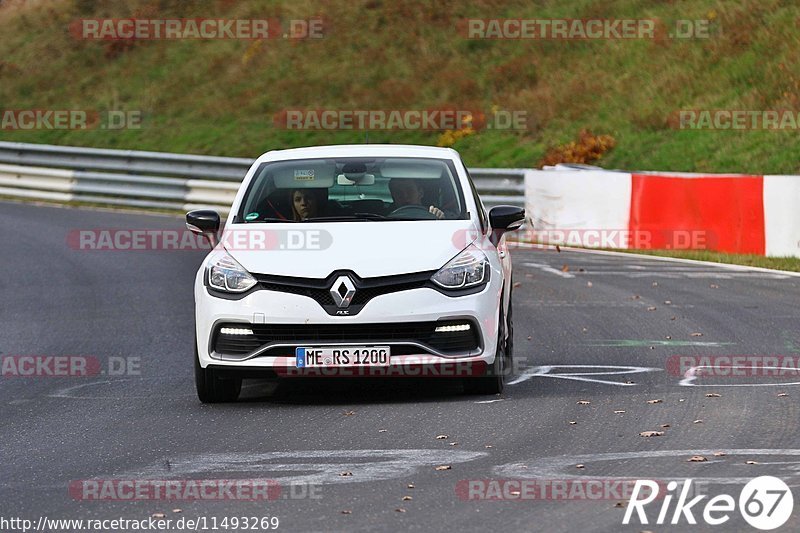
[0,142,525,213]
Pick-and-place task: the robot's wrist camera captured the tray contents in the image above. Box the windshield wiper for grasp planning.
[303,213,391,222]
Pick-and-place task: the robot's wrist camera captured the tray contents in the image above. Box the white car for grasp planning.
[187,144,524,402]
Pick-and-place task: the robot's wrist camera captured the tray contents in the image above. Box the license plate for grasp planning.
[295,346,391,368]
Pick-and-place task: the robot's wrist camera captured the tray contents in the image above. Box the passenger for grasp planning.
[388,179,445,219]
[291,188,327,221]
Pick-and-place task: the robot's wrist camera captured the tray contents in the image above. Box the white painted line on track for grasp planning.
[680,366,800,387]
[509,365,661,386]
[509,241,800,278]
[493,449,800,484]
[522,262,575,278]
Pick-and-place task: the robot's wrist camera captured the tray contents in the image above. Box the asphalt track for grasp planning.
[2,200,800,532]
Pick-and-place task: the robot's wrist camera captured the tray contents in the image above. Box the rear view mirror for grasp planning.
[337,173,375,185]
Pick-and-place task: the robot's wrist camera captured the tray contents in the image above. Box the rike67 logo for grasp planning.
[624,476,794,530]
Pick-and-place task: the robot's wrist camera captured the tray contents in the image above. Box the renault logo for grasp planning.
[330,275,356,308]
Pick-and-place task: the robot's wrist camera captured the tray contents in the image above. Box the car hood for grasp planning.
[224,220,480,278]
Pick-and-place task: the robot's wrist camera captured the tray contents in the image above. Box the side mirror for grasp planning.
[488,205,526,245]
[186,210,220,245]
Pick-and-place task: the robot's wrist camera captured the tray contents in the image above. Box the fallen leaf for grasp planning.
[339,471,353,477]
[688,455,708,462]
[435,465,452,471]
[556,245,561,252]
[647,399,663,404]
[435,435,448,440]
[647,306,657,311]
[614,410,626,414]
[693,419,703,424]
[513,282,522,288]
[670,316,677,321]
[562,264,570,272]
[691,332,703,337]
[341,510,352,515]
[639,431,665,437]
[575,464,585,469]
[705,393,721,398]
[151,514,166,519]
[402,496,413,501]
[746,460,759,465]
[577,400,591,405]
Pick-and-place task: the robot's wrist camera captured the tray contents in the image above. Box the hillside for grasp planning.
[1,0,799,172]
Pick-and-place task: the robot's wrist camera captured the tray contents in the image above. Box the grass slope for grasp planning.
[0,0,799,171]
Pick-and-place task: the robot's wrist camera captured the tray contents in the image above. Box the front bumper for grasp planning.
[194,272,502,372]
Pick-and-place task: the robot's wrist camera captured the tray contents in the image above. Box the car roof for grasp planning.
[254,144,461,164]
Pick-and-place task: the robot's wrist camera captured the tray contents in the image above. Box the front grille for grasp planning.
[252,270,436,315]
[212,320,481,358]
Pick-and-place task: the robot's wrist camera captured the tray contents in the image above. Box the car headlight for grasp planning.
[431,244,489,289]
[206,250,257,293]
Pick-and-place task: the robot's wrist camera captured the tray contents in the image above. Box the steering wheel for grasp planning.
[388,204,437,220]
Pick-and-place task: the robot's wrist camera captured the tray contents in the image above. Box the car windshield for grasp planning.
[236,157,469,223]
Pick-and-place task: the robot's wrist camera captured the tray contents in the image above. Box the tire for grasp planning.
[194,341,241,403]
[463,299,509,395]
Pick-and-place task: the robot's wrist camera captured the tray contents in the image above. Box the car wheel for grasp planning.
[463,303,507,395]
[194,341,241,403]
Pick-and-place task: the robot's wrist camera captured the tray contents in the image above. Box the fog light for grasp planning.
[220,327,254,335]
[435,324,471,333]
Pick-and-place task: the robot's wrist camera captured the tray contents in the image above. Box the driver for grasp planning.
[388,178,445,219]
